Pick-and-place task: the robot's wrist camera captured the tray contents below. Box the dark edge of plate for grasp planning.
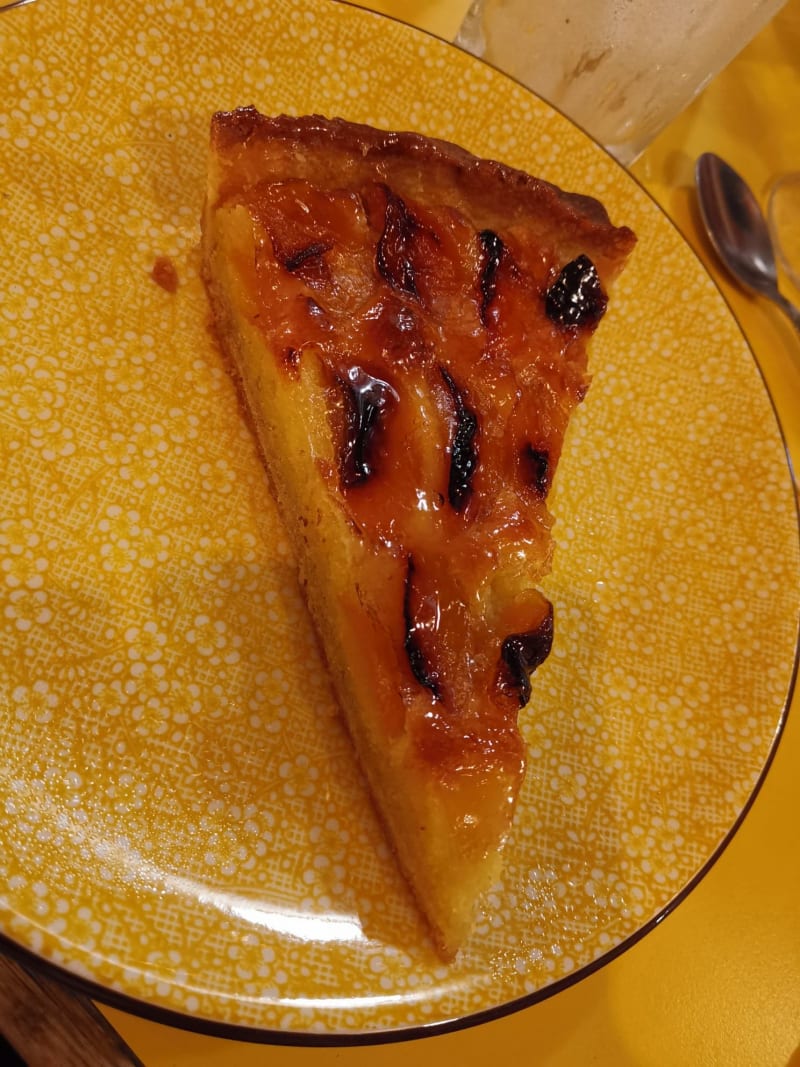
[1,0,799,1049]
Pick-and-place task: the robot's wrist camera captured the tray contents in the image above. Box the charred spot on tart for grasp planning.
[282,241,331,273]
[521,444,551,499]
[545,254,607,328]
[477,228,505,325]
[376,187,421,297]
[403,555,442,700]
[281,346,300,372]
[337,366,398,488]
[274,239,332,286]
[440,367,479,513]
[500,600,554,708]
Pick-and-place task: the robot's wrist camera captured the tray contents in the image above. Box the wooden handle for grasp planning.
[0,955,142,1067]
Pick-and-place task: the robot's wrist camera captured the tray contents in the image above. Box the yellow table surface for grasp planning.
[94,2,800,1063]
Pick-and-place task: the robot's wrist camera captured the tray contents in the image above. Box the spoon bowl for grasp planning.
[695,152,800,335]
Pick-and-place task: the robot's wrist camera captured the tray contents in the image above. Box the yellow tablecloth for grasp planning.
[96,2,799,1063]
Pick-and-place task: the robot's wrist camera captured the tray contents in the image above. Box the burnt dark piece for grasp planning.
[545,254,607,328]
[281,346,300,371]
[338,367,397,487]
[477,228,505,324]
[522,444,551,498]
[376,188,419,296]
[501,602,554,707]
[403,555,442,699]
[282,242,331,273]
[441,367,479,512]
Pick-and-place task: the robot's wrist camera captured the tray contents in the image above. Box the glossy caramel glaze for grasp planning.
[206,109,636,785]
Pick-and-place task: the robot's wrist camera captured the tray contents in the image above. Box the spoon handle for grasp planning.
[772,291,800,337]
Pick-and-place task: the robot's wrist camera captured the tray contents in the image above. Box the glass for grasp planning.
[455,0,788,165]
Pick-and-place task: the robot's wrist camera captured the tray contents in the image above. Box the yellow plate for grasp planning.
[0,0,798,1043]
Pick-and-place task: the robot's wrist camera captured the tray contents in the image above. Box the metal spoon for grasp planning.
[695,152,800,336]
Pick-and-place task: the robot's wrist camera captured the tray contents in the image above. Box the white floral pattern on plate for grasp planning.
[0,0,797,1039]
